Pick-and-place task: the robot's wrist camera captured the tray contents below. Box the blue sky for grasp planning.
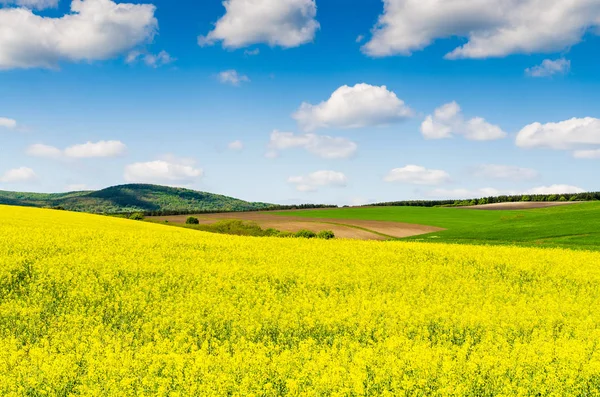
[1,0,600,205]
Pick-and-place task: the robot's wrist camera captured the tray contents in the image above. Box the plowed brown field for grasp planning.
[150,212,443,240]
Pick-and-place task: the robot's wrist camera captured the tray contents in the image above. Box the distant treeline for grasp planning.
[368,192,600,208]
[132,203,338,217]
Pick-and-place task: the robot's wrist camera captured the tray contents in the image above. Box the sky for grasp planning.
[1,0,600,205]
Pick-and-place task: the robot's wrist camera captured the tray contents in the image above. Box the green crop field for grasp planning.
[277,202,600,250]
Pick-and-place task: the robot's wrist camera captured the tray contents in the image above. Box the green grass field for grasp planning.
[277,202,600,250]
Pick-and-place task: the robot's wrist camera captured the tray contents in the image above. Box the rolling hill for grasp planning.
[0,184,272,214]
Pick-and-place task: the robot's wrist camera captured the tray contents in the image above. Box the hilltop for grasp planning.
[0,184,272,214]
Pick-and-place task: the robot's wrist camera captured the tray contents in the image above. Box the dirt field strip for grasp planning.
[150,212,444,241]
[461,201,581,210]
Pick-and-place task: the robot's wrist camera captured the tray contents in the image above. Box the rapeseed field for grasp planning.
[2,205,600,396]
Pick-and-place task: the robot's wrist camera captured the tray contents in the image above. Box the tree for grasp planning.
[295,230,317,239]
[317,230,335,240]
[186,217,200,225]
[129,213,145,221]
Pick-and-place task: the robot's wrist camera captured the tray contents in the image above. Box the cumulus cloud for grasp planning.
[0,167,36,183]
[363,0,600,59]
[267,130,357,159]
[218,70,250,86]
[471,164,539,181]
[227,140,244,151]
[126,50,174,68]
[293,84,413,131]
[0,0,158,70]
[384,165,451,185]
[0,117,17,129]
[0,0,58,9]
[64,141,127,158]
[573,149,600,159]
[198,0,319,49]
[526,58,571,78]
[124,158,204,185]
[516,117,600,151]
[27,140,127,159]
[26,144,63,159]
[288,170,347,192]
[421,102,507,141]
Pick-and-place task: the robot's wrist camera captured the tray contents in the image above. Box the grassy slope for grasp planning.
[0,184,271,213]
[277,202,600,250]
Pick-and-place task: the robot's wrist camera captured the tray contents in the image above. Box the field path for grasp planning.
[151,212,444,240]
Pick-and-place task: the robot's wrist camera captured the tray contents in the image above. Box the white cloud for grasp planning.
[244,48,260,56]
[27,140,127,159]
[0,0,158,70]
[0,0,58,9]
[526,185,585,195]
[293,84,413,131]
[363,0,600,59]
[0,117,17,129]
[526,58,571,78]
[426,187,504,199]
[288,170,347,192]
[356,35,364,43]
[0,167,36,183]
[26,143,63,159]
[267,130,357,159]
[126,50,174,68]
[63,140,127,158]
[516,117,600,150]
[218,70,250,86]
[471,164,539,181]
[228,140,244,151]
[384,165,451,185]
[124,159,204,185]
[198,0,319,49]
[573,149,600,159]
[421,101,507,141]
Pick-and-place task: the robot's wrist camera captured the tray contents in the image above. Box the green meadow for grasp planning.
[278,202,600,250]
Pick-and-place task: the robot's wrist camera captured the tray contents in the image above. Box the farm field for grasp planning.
[150,212,443,240]
[277,202,600,250]
[3,205,600,395]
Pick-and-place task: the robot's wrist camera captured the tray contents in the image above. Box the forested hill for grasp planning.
[0,184,272,214]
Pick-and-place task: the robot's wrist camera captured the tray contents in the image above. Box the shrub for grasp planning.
[277,231,295,238]
[264,228,281,237]
[129,213,145,221]
[186,217,200,225]
[295,230,317,239]
[559,196,567,202]
[317,230,335,240]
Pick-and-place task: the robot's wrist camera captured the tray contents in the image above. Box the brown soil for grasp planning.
[461,201,580,210]
[150,212,443,241]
